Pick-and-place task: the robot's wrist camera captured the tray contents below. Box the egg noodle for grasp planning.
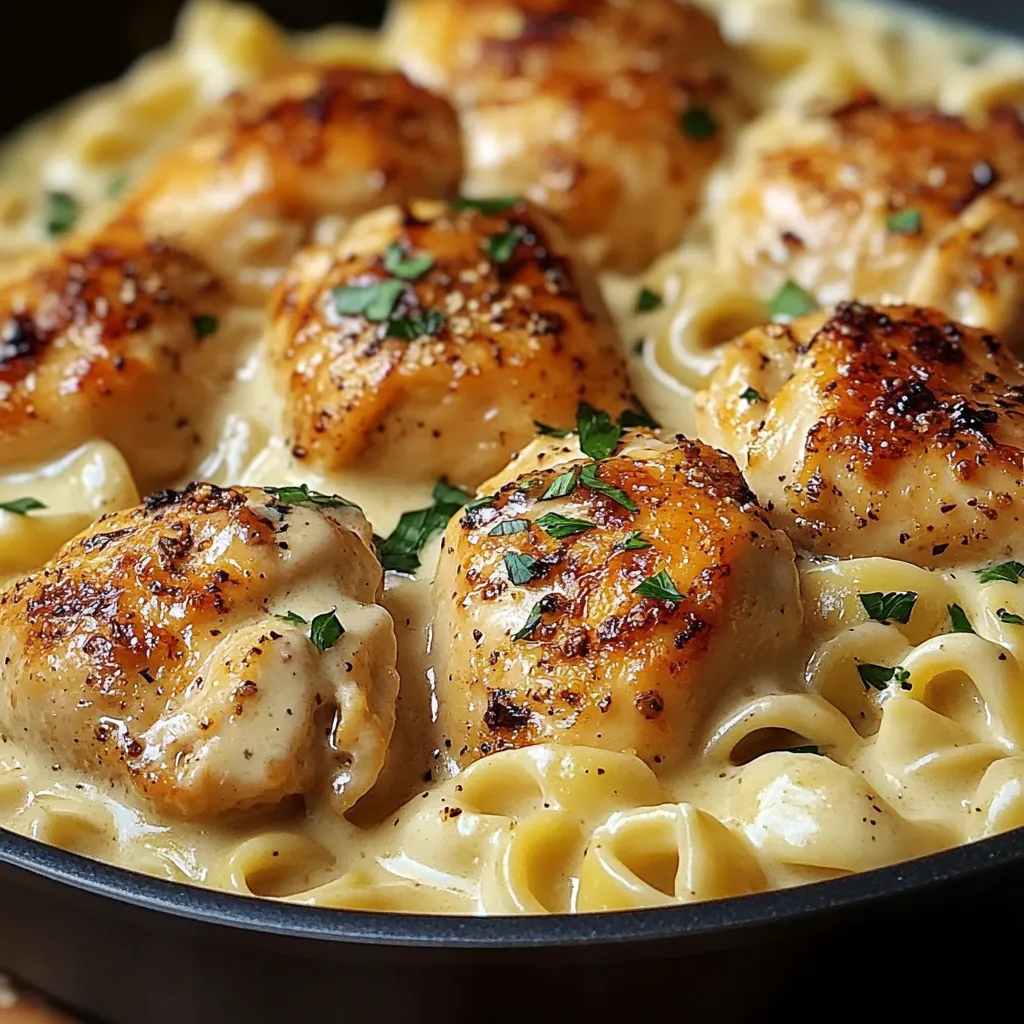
[1,0,1023,916]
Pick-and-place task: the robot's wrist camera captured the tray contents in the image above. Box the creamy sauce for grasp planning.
[1,0,1024,915]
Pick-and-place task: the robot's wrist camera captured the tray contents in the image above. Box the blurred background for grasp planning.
[0,0,1022,135]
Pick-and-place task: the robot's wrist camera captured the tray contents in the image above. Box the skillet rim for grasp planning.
[1,819,1023,948]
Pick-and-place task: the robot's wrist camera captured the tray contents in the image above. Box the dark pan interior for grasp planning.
[2,0,1024,1020]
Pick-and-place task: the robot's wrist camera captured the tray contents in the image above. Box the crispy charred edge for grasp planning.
[0,234,211,376]
[143,481,251,517]
[216,66,459,164]
[804,302,1024,449]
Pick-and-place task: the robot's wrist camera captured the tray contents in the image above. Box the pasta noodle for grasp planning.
[1,0,1024,919]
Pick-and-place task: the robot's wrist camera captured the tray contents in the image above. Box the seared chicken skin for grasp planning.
[432,433,800,770]
[123,64,463,299]
[0,223,228,490]
[697,302,1024,567]
[0,484,399,820]
[385,0,727,101]
[716,99,1024,340]
[270,199,632,489]
[387,0,738,273]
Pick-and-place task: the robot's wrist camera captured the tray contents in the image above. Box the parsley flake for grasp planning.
[634,570,683,602]
[486,226,526,264]
[45,191,78,236]
[635,287,663,313]
[512,599,545,641]
[263,484,358,509]
[857,663,911,691]
[540,468,579,501]
[504,551,544,585]
[309,609,344,652]
[450,197,519,214]
[618,531,651,551]
[191,315,218,340]
[386,308,446,340]
[105,174,129,199]
[740,387,766,404]
[769,280,816,321]
[998,608,1024,625]
[276,611,308,626]
[577,402,622,460]
[0,496,45,515]
[887,207,923,235]
[535,513,594,539]
[975,561,1024,585]
[383,242,435,281]
[948,603,975,634]
[859,591,918,625]
[618,404,660,430]
[376,479,471,574]
[488,519,530,537]
[680,107,718,141]
[332,279,405,322]
[580,462,638,512]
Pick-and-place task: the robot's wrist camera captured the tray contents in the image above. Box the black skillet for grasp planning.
[1,2,1023,1021]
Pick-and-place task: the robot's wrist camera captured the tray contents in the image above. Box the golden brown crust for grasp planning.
[270,199,633,486]
[697,302,1024,566]
[0,223,225,487]
[433,436,798,768]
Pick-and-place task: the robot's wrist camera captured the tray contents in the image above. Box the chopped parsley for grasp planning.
[0,496,45,515]
[486,226,526,264]
[534,421,573,438]
[450,197,519,214]
[577,402,622,461]
[504,551,544,585]
[191,315,218,340]
[975,561,1024,585]
[857,663,911,691]
[635,287,663,313]
[105,174,129,199]
[376,478,471,574]
[276,611,308,626]
[332,279,405,321]
[948,603,975,634]
[680,106,718,141]
[512,599,544,641]
[383,242,434,280]
[580,462,637,511]
[44,191,78,236]
[386,308,446,340]
[618,531,651,551]
[739,387,766,404]
[998,608,1024,625]
[535,512,594,539]
[263,484,358,509]
[540,468,579,501]
[618,404,660,430]
[886,207,923,235]
[309,609,344,652]
[769,280,816,321]
[464,494,496,513]
[488,519,530,537]
[633,570,684,602]
[859,591,917,625]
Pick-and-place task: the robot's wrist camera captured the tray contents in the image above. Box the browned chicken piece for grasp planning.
[386,0,738,274]
[0,484,399,820]
[696,302,1024,567]
[716,99,1024,342]
[123,64,463,300]
[385,0,727,101]
[432,433,800,771]
[0,223,231,491]
[270,199,633,489]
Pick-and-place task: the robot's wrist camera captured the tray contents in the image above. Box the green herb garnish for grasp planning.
[535,513,595,539]
[383,242,434,280]
[105,174,129,199]
[769,280,816,321]
[263,484,358,509]
[386,308,446,340]
[740,387,766,404]
[45,191,78,236]
[577,402,622,461]
[998,608,1024,625]
[580,463,638,512]
[633,570,684,602]
[635,287,663,313]
[680,107,718,141]
[332,279,405,321]
[857,663,911,691]
[504,551,544,585]
[512,600,544,641]
[975,561,1024,585]
[450,197,518,214]
[276,611,308,626]
[376,479,471,573]
[618,404,660,430]
[0,496,45,515]
[540,468,579,501]
[486,226,525,264]
[948,603,975,634]
[488,519,530,537]
[887,207,923,235]
[859,591,917,625]
[191,315,218,340]
[309,609,344,652]
[618,531,651,551]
